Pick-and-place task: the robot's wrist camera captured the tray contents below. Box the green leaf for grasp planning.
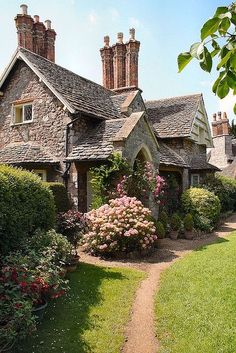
[212,71,225,94]
[212,39,220,50]
[217,77,230,98]
[190,42,203,58]
[199,47,212,72]
[230,53,236,70]
[217,50,232,70]
[214,7,229,17]
[201,17,221,40]
[227,71,236,90]
[234,103,236,115]
[177,52,193,72]
[218,17,231,34]
[211,48,220,58]
[232,13,236,25]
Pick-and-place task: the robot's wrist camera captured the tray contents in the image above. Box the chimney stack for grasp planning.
[100,29,140,92]
[112,32,126,89]
[15,5,56,62]
[100,36,114,89]
[212,111,229,137]
[125,28,140,88]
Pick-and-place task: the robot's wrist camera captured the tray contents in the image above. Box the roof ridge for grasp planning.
[146,93,202,103]
[18,47,115,96]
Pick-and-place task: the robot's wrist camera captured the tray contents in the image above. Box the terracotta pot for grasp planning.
[170,230,179,240]
[32,300,48,322]
[65,263,78,272]
[185,230,193,240]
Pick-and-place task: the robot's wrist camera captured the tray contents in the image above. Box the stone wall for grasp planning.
[208,135,233,169]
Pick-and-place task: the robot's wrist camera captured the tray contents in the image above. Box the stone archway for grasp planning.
[132,144,153,169]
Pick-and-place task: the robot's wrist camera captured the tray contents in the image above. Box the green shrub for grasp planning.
[0,165,55,254]
[181,187,221,231]
[156,221,165,239]
[159,211,168,230]
[183,213,194,231]
[202,174,236,212]
[44,182,70,213]
[171,213,181,231]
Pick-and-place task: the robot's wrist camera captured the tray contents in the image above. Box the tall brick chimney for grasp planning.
[125,28,140,88]
[100,36,114,89]
[15,4,56,62]
[212,111,229,137]
[15,4,34,51]
[112,33,126,89]
[100,29,140,92]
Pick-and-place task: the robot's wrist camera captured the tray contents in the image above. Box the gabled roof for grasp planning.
[0,48,126,120]
[190,155,220,171]
[145,94,202,138]
[0,143,59,165]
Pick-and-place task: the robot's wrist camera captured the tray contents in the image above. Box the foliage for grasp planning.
[44,182,70,213]
[202,174,236,212]
[81,196,158,255]
[181,187,221,231]
[16,263,145,353]
[178,2,236,115]
[90,153,166,209]
[183,213,194,231]
[90,153,131,208]
[155,231,236,353]
[155,221,165,239]
[170,213,181,231]
[160,174,181,214]
[0,165,55,254]
[230,119,236,138]
[56,210,87,254]
[0,229,71,350]
[159,211,169,230]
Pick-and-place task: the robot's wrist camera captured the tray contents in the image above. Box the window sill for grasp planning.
[10,120,33,127]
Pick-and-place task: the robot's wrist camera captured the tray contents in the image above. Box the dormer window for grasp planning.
[13,101,33,124]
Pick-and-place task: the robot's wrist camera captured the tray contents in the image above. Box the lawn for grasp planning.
[155,232,236,353]
[15,262,145,353]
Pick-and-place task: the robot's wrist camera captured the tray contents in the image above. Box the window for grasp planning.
[32,169,47,181]
[13,103,33,124]
[191,174,200,187]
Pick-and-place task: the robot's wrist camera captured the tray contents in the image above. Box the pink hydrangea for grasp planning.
[81,196,158,255]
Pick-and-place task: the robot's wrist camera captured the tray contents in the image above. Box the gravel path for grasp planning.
[79,214,236,353]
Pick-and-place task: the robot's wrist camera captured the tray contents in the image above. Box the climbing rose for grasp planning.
[81,196,158,255]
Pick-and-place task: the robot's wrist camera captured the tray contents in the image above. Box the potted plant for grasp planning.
[170,213,181,239]
[183,213,194,239]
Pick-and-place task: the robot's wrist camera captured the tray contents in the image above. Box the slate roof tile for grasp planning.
[159,141,189,168]
[145,94,201,138]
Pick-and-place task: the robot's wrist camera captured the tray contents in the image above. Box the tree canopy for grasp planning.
[178,3,236,114]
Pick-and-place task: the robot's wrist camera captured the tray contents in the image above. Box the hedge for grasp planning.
[0,165,55,254]
[181,187,221,231]
[44,182,70,213]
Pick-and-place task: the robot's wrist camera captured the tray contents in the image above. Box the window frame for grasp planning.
[32,169,47,182]
[12,102,33,125]
[191,174,200,187]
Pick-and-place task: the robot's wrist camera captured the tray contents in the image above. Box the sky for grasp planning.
[0,0,235,121]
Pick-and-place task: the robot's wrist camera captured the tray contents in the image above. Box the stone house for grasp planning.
[0,5,217,212]
[208,112,236,178]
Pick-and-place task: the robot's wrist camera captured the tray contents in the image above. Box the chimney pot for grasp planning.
[104,35,110,47]
[34,15,40,23]
[45,19,52,30]
[223,112,228,120]
[217,111,222,120]
[213,113,217,121]
[20,4,28,15]
[129,28,135,40]
[117,32,123,44]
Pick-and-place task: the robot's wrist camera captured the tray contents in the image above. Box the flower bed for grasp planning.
[81,196,158,256]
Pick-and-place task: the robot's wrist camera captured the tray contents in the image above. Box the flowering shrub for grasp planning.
[57,210,87,254]
[81,196,158,255]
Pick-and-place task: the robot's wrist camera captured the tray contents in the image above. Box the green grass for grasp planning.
[15,262,145,353]
[155,232,236,353]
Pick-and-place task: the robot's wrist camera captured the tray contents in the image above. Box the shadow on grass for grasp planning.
[14,262,126,353]
[194,236,229,252]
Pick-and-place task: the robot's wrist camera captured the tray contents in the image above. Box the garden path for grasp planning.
[79,214,236,353]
